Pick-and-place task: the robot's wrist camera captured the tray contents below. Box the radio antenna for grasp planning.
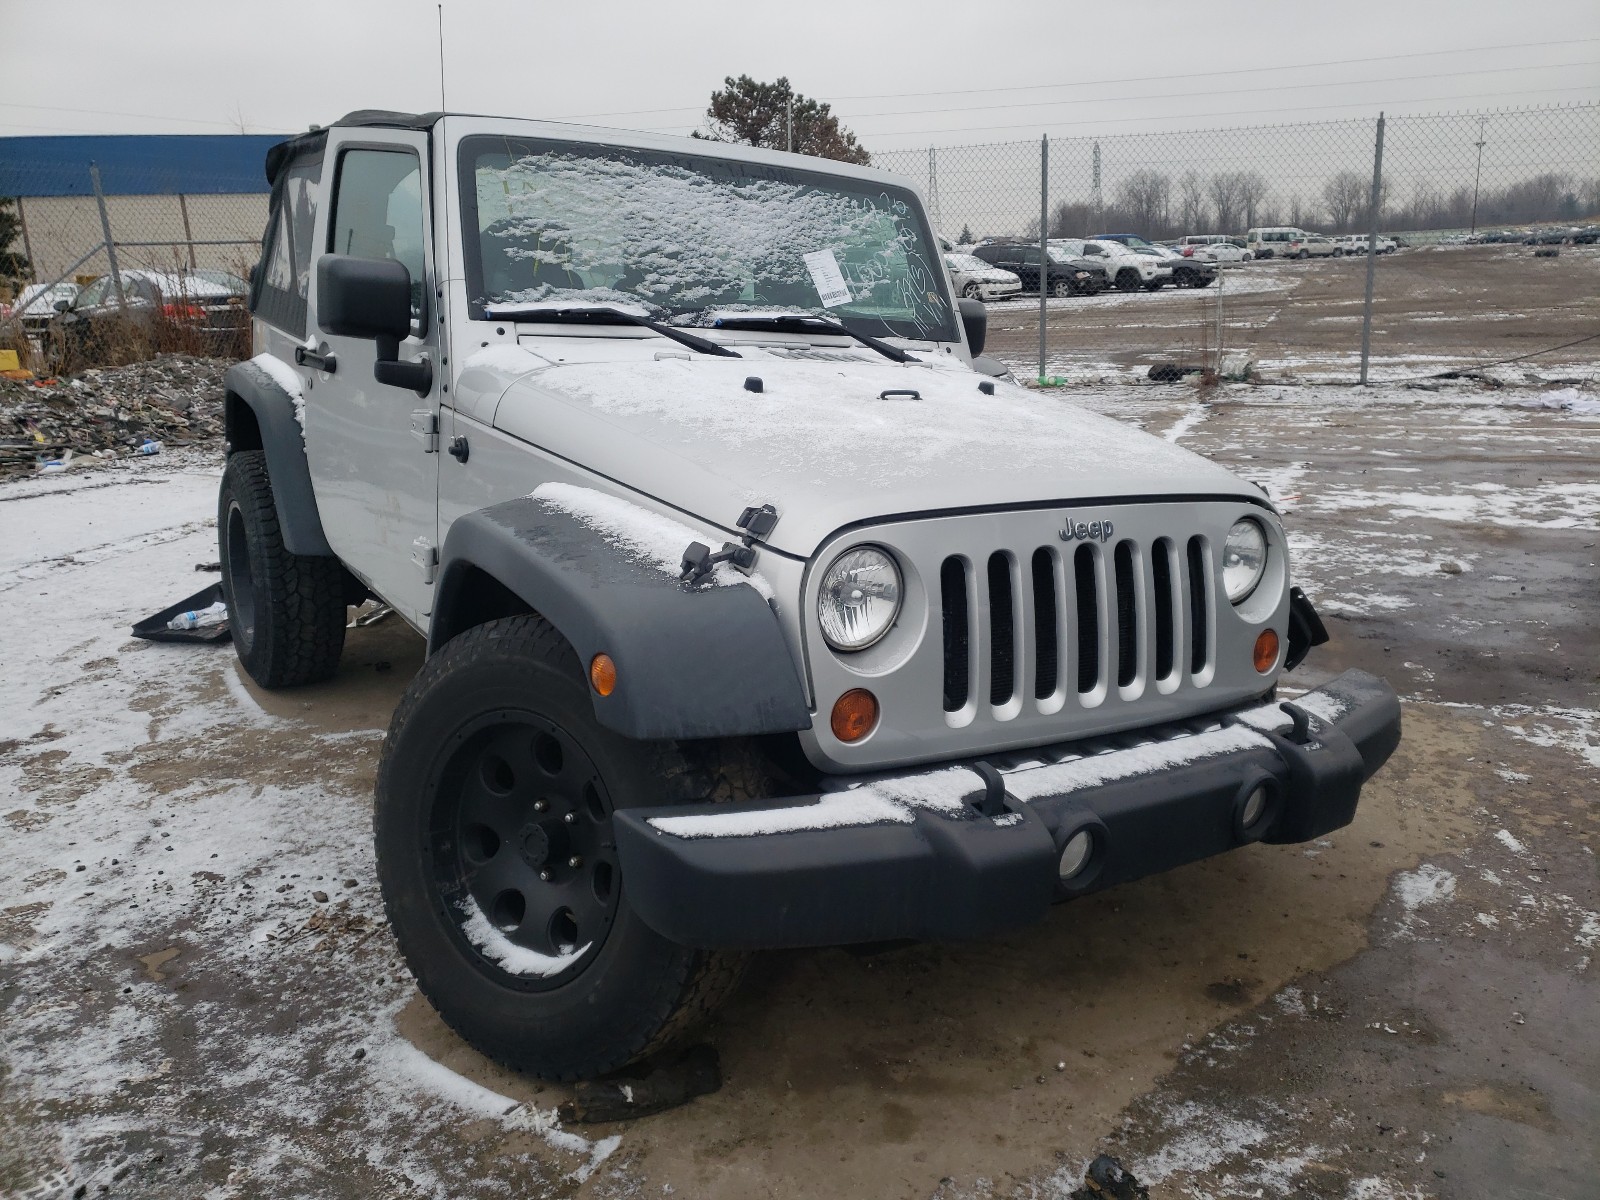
[437,4,447,112]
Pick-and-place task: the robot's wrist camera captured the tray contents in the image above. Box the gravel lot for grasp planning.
[985,243,1600,384]
[1,352,1596,1195]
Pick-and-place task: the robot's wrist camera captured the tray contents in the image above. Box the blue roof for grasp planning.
[0,134,291,197]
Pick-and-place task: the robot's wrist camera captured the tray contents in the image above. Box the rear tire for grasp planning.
[218,450,346,688]
[375,615,755,1081]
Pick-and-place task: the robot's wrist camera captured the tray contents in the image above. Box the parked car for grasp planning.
[224,106,1398,1082]
[943,252,1023,301]
[1186,241,1251,265]
[1522,228,1568,245]
[1571,227,1599,245]
[1333,234,1396,255]
[1052,238,1172,292]
[971,242,1105,296]
[1089,234,1216,287]
[1295,235,1341,259]
[1245,227,1311,260]
[47,268,248,366]
[2,281,80,335]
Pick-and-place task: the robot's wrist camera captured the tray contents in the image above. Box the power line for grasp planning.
[636,86,1600,143]
[0,102,252,131]
[834,60,1600,123]
[546,37,1600,124]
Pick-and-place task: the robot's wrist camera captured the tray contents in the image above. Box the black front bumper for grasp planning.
[615,670,1401,949]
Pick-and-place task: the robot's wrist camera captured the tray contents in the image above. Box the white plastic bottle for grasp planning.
[167,600,228,631]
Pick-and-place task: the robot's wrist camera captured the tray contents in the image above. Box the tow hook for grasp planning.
[1278,701,1313,745]
[969,762,1009,817]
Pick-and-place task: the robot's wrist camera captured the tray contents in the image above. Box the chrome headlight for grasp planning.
[1223,519,1268,603]
[818,546,902,651]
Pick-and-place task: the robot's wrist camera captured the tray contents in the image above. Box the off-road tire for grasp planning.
[375,615,756,1081]
[218,450,346,688]
[1115,269,1140,292]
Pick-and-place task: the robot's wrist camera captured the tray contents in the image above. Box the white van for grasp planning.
[1245,227,1309,260]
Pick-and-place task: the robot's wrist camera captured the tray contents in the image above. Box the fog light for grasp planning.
[1058,829,1095,881]
[830,689,879,743]
[1253,628,1279,673]
[1240,786,1268,829]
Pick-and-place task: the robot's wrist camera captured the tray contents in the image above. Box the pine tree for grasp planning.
[0,198,31,282]
[693,76,870,165]
[959,223,974,245]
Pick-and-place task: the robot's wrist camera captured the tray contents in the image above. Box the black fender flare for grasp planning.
[222,359,333,557]
[431,496,813,741]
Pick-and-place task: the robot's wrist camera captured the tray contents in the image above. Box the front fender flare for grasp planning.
[432,497,813,741]
[223,359,333,557]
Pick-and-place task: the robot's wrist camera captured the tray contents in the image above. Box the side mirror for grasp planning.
[958,297,987,358]
[53,298,71,312]
[317,254,431,395]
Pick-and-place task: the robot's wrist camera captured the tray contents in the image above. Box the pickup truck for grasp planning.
[221,108,1401,1081]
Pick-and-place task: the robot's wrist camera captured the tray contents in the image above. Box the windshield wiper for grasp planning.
[483,303,741,358]
[709,312,915,364]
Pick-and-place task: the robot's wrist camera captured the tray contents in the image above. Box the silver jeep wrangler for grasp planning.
[221,109,1401,1081]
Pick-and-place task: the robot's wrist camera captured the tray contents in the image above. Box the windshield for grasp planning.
[1045,246,1080,264]
[460,135,955,342]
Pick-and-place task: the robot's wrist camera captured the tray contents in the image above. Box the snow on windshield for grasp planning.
[466,138,954,342]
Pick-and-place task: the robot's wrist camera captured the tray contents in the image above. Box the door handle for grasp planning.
[294,345,337,373]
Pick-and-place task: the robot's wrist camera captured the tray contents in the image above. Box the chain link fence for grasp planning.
[877,101,1600,385]
[3,104,1596,383]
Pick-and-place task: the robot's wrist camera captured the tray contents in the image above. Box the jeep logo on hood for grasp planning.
[1058,517,1114,544]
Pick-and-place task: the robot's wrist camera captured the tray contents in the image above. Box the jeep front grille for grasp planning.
[940,536,1213,716]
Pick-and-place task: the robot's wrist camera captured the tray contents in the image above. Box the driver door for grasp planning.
[303,131,441,627]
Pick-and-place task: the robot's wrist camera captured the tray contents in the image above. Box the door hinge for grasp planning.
[411,537,438,584]
[410,409,439,454]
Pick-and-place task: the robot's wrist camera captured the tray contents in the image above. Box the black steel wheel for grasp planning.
[376,615,752,1080]
[430,711,620,989]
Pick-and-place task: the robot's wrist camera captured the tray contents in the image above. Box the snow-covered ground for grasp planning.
[3,377,1597,1199]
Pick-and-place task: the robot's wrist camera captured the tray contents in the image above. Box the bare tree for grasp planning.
[1236,171,1269,229]
[1208,172,1247,232]
[1114,170,1171,234]
[1321,171,1369,231]
[1177,171,1207,232]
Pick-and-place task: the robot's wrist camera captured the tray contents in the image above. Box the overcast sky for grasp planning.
[3,0,1598,150]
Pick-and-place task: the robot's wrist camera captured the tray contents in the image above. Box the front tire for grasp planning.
[962,281,983,300]
[375,616,751,1081]
[1052,280,1073,298]
[218,450,346,688]
[1115,269,1140,292]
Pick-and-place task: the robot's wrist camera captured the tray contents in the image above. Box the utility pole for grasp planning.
[1469,118,1487,235]
[1038,135,1048,384]
[1091,142,1102,234]
[786,95,793,153]
[1358,113,1385,387]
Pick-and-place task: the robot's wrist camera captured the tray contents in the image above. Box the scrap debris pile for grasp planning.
[0,354,228,477]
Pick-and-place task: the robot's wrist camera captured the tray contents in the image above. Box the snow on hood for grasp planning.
[487,347,1258,557]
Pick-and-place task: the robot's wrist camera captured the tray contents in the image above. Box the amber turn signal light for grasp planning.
[830,689,879,743]
[589,653,617,696]
[1253,629,1280,674]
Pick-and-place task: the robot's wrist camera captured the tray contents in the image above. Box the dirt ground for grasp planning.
[985,243,1600,383]
[2,371,1597,1197]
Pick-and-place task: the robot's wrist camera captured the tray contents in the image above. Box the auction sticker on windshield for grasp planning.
[803,249,852,308]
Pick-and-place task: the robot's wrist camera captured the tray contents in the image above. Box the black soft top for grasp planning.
[264,110,442,186]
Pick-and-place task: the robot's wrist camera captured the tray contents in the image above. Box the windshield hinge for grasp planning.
[410,409,439,454]
[411,537,438,584]
[680,504,779,585]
